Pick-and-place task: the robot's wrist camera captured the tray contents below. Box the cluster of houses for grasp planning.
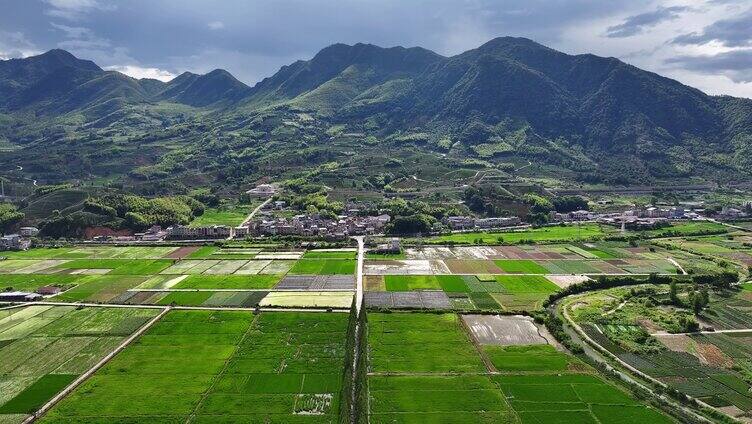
[549,206,708,229]
[249,213,392,238]
[444,216,522,230]
[0,227,38,251]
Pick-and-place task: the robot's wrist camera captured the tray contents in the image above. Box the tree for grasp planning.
[386,214,435,235]
[0,204,25,235]
[669,281,680,306]
[553,196,588,213]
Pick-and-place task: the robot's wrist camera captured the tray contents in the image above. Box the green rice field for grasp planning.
[40,310,349,423]
[366,312,673,423]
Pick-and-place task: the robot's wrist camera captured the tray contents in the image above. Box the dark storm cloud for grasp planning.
[605,6,689,38]
[672,8,752,47]
[666,49,752,82]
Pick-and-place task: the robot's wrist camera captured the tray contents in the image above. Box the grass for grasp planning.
[188,203,256,227]
[288,259,355,275]
[631,221,728,237]
[494,259,549,274]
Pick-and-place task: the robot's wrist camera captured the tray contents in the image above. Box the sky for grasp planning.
[1,0,751,97]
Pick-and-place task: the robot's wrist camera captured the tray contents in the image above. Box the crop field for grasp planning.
[289,259,356,275]
[302,250,357,260]
[571,284,752,421]
[0,246,362,309]
[40,310,349,423]
[3,246,180,260]
[494,260,549,274]
[415,224,611,245]
[0,305,158,423]
[366,312,672,423]
[365,257,678,276]
[365,274,560,312]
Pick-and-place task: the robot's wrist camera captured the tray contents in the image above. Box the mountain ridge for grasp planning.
[1,37,751,187]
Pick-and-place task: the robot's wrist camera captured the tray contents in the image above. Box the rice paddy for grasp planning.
[39,310,349,423]
[366,312,673,423]
[0,231,744,422]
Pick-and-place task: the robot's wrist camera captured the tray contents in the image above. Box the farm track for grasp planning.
[666,258,686,275]
[237,197,272,232]
[651,328,752,336]
[0,300,350,313]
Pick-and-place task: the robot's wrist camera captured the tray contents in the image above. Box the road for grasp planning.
[667,257,686,275]
[353,236,364,313]
[652,328,752,336]
[235,197,272,238]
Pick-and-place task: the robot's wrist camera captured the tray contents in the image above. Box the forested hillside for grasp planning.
[1,37,751,192]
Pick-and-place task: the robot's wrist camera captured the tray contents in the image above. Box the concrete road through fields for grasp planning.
[354,236,364,313]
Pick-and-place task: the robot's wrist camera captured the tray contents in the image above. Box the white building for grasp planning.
[246,184,276,199]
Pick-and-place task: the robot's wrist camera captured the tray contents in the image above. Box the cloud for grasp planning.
[0,31,41,59]
[105,65,176,81]
[665,49,752,82]
[672,8,752,47]
[45,0,115,20]
[605,6,690,38]
[207,21,225,30]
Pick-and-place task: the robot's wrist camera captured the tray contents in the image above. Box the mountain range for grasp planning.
[1,37,751,190]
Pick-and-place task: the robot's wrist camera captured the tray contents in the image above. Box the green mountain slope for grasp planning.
[0,37,751,190]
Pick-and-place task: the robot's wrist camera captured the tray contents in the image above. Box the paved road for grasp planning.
[354,236,364,313]
[235,197,272,237]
